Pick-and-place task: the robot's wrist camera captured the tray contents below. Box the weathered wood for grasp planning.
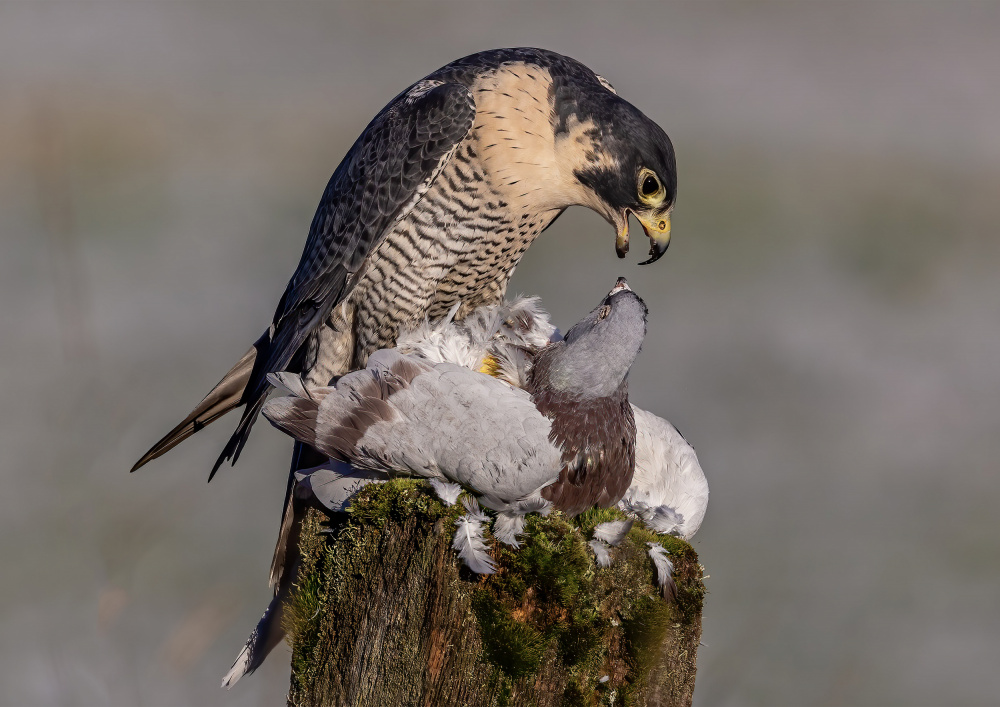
[286,480,704,707]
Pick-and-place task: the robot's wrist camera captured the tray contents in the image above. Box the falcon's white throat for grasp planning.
[472,65,620,217]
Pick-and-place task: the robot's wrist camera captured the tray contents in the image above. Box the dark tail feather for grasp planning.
[221,582,290,689]
[270,442,327,587]
[207,312,320,481]
[223,447,325,688]
[208,394,268,481]
[131,340,261,472]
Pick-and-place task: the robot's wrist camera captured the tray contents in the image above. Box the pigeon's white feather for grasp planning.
[644,505,685,535]
[647,542,677,601]
[461,495,489,522]
[493,512,526,547]
[592,520,633,546]
[589,539,613,568]
[396,296,556,379]
[452,507,496,575]
[621,408,709,540]
[429,478,463,506]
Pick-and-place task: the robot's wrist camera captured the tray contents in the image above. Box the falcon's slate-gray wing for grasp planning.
[216,82,476,477]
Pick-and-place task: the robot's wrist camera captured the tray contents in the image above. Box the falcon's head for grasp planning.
[560,86,677,265]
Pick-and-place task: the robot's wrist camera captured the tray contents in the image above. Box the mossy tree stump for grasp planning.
[285,480,704,707]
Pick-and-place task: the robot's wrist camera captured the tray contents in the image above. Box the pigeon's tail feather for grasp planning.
[131,340,259,472]
[221,585,289,689]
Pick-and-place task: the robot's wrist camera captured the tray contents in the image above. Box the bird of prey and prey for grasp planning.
[130,48,708,685]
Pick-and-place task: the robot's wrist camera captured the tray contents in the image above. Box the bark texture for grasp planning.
[286,480,704,707]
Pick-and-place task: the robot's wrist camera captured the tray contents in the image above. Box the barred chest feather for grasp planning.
[306,62,611,381]
[349,139,559,365]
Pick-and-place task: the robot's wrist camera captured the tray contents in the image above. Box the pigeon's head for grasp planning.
[545,277,648,398]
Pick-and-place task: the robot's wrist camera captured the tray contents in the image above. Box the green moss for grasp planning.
[346,477,450,528]
[622,594,675,675]
[286,479,705,704]
[472,591,548,678]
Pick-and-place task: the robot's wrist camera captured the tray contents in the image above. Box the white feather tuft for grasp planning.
[589,539,613,568]
[493,512,525,547]
[593,520,633,546]
[461,495,489,522]
[644,505,686,536]
[452,512,496,575]
[428,478,463,506]
[647,543,677,601]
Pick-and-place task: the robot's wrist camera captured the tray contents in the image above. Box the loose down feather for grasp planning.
[429,478,463,506]
[592,519,633,546]
[451,497,496,574]
[589,539,613,568]
[492,512,526,548]
[647,542,677,602]
[221,583,289,688]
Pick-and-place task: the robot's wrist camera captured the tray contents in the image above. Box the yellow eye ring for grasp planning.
[597,304,611,320]
[637,167,666,206]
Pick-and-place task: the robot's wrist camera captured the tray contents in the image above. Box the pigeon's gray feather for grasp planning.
[589,539,613,568]
[647,542,677,602]
[592,519,633,547]
[493,512,526,548]
[452,497,496,574]
[293,462,386,513]
[264,356,564,506]
[428,479,463,506]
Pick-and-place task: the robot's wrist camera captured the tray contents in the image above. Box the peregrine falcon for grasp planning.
[131,47,677,477]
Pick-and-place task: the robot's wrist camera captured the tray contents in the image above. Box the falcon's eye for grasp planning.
[637,168,665,206]
[597,305,612,320]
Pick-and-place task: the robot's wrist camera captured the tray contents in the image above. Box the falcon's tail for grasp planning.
[130,338,262,472]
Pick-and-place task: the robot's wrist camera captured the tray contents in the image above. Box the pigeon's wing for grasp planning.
[626,406,709,540]
[262,351,563,504]
[211,82,476,477]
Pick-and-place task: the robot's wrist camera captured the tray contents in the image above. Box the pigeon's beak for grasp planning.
[635,213,671,265]
[609,277,631,295]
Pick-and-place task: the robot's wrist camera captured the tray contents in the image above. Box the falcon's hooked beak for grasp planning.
[614,210,672,265]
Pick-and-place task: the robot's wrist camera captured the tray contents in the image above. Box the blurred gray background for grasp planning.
[2,2,999,705]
